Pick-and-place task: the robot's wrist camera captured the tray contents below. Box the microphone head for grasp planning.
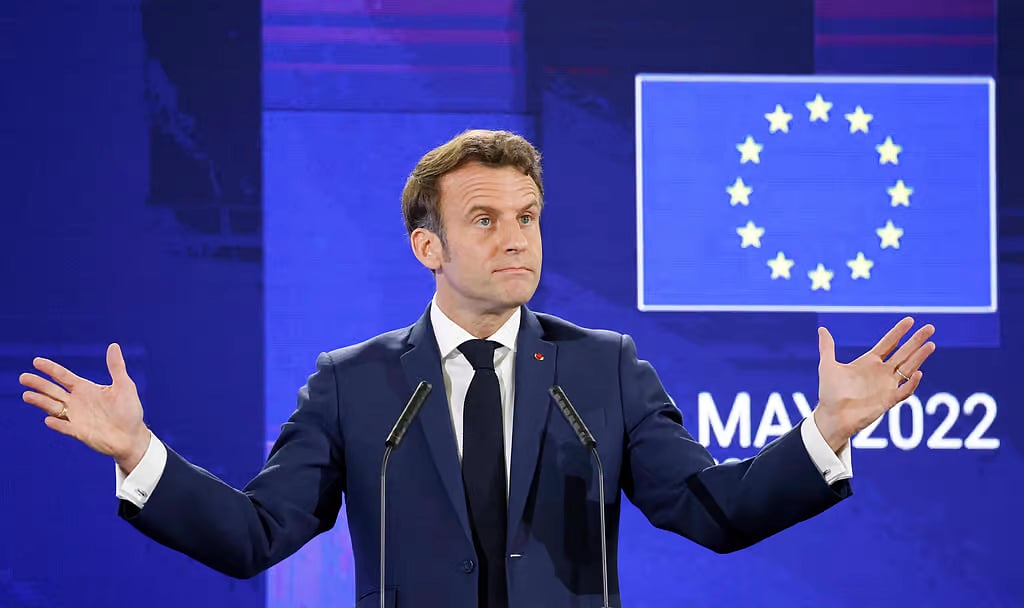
[549,385,597,449]
[385,381,432,448]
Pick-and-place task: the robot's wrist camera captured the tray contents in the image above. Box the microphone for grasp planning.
[548,385,612,608]
[386,380,432,448]
[380,381,432,608]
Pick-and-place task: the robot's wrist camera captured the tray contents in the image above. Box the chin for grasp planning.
[502,285,537,307]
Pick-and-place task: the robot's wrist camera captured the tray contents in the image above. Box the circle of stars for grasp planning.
[727,92,912,292]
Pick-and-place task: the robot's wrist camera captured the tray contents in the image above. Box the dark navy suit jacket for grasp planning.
[121,305,850,607]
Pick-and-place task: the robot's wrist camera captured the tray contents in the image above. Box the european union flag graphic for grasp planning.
[635,75,995,312]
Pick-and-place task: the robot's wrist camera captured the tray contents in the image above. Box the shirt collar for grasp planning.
[430,295,521,360]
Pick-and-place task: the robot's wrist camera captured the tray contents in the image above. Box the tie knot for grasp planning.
[458,339,500,370]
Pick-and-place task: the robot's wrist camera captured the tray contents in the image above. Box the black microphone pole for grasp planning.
[549,385,611,608]
[380,381,432,608]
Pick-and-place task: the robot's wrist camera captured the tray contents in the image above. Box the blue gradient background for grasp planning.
[3,1,1021,607]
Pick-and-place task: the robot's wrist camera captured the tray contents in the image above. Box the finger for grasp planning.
[43,415,76,438]
[894,340,937,377]
[887,323,935,367]
[19,372,71,403]
[869,317,915,359]
[818,327,836,364]
[894,370,923,403]
[22,390,66,417]
[32,357,86,392]
[106,343,131,384]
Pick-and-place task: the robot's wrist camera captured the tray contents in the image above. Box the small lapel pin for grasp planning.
[534,353,544,361]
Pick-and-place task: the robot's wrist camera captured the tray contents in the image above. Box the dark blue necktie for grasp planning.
[458,339,508,608]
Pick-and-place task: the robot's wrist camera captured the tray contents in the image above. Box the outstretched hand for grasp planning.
[19,343,150,472]
[814,317,936,452]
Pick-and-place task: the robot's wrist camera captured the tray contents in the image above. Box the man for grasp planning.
[20,130,935,607]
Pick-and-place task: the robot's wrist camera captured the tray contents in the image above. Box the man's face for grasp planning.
[417,162,543,319]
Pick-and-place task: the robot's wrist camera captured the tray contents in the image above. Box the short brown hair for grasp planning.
[401,129,544,242]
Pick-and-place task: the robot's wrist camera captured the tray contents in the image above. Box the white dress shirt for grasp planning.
[116,300,851,508]
[430,298,519,488]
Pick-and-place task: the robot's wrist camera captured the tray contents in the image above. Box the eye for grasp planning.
[519,214,534,225]
[476,217,492,227]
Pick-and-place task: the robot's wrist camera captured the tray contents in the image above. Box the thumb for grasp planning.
[817,327,836,364]
[106,343,131,383]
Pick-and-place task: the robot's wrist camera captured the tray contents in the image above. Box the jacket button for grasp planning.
[462,559,475,573]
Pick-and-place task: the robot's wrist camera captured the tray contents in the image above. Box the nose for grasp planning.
[499,217,529,253]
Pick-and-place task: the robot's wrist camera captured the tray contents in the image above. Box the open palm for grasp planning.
[19,343,149,464]
[815,317,936,448]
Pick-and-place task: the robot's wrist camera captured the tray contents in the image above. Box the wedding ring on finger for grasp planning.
[895,367,911,383]
[55,406,69,420]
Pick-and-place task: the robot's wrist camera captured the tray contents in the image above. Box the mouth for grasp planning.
[494,267,532,274]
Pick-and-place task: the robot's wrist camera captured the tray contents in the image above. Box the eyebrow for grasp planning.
[465,200,541,217]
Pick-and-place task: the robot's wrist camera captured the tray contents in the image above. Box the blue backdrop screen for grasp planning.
[262,1,1020,606]
[3,1,1019,607]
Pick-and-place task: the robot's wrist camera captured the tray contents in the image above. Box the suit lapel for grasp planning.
[507,307,556,542]
[399,306,473,544]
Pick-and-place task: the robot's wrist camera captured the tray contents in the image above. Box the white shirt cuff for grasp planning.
[801,415,853,485]
[115,432,168,508]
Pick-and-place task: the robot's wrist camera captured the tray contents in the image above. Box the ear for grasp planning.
[411,227,443,271]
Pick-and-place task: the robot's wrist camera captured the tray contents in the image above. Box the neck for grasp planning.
[434,295,518,339]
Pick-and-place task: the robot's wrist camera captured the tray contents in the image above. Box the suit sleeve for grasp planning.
[618,334,851,554]
[118,351,346,578]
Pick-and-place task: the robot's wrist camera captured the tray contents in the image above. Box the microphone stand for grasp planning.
[549,385,612,608]
[380,381,432,608]
[379,447,392,608]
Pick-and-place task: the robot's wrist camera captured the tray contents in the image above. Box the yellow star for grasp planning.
[767,251,794,279]
[876,220,904,249]
[846,252,875,279]
[736,136,763,164]
[844,105,874,134]
[876,136,902,165]
[765,104,794,134]
[806,94,833,122]
[726,177,753,206]
[736,221,765,248]
[887,180,913,207]
[808,264,835,291]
